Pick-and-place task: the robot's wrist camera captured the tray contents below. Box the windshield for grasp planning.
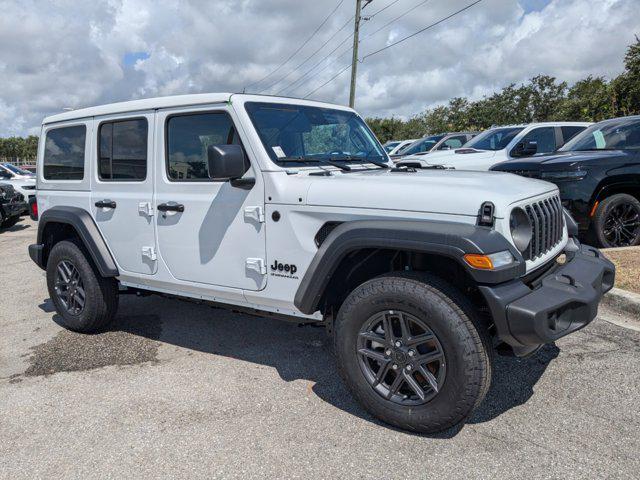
[2,163,33,176]
[399,135,444,156]
[465,127,523,151]
[245,102,386,165]
[384,141,400,152]
[559,118,640,151]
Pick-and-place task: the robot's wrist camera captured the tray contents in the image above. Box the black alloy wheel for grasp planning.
[54,260,86,315]
[357,310,446,405]
[602,202,640,247]
[593,194,640,248]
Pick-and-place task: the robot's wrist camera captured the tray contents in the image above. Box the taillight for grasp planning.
[29,197,38,221]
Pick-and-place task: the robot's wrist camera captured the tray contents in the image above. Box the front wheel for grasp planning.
[334,273,492,433]
[592,194,640,248]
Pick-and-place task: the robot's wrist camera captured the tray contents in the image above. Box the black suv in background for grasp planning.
[491,115,640,248]
[0,183,27,230]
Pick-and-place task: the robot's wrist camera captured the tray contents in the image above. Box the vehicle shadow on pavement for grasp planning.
[1,223,30,233]
[39,295,560,438]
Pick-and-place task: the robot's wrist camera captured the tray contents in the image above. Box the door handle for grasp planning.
[95,200,117,209]
[157,203,185,213]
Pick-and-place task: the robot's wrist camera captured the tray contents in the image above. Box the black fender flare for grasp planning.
[31,206,119,277]
[294,220,525,315]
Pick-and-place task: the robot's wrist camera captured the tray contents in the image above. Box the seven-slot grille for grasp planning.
[522,195,564,261]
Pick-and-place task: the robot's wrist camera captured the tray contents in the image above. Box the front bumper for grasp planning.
[480,242,615,355]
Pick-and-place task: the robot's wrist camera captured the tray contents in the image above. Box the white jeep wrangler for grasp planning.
[29,93,614,433]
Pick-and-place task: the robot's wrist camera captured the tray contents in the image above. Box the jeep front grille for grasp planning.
[523,195,564,261]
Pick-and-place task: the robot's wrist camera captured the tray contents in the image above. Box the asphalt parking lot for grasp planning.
[1,219,639,479]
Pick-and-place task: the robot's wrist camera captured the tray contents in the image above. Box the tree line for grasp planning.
[367,37,640,142]
[2,39,639,157]
[0,135,39,162]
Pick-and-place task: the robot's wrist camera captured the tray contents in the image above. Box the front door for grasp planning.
[90,112,157,275]
[154,106,266,291]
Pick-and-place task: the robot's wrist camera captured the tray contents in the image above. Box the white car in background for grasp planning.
[383,139,416,155]
[0,163,37,200]
[398,122,591,171]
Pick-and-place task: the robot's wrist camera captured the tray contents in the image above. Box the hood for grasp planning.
[491,149,628,171]
[305,169,556,218]
[401,149,497,167]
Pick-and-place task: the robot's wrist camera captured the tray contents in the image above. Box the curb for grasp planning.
[602,287,640,317]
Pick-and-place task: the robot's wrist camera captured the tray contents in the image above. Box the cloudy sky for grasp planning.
[0,0,638,136]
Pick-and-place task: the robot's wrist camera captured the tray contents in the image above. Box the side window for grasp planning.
[519,127,556,154]
[166,112,243,181]
[560,126,585,146]
[43,125,86,180]
[98,119,147,181]
[440,136,466,149]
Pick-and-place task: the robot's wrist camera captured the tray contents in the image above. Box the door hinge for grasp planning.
[138,202,154,217]
[142,246,157,261]
[245,258,266,275]
[244,206,265,223]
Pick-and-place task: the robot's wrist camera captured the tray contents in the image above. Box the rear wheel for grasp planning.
[46,240,118,333]
[592,194,640,248]
[334,272,492,433]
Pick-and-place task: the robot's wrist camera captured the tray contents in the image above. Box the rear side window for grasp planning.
[560,126,585,145]
[166,112,242,181]
[43,126,86,180]
[98,119,148,181]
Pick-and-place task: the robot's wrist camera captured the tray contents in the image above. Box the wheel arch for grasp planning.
[294,220,524,316]
[32,206,119,277]
[591,175,640,208]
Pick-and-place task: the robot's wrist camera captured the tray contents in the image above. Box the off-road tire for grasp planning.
[0,215,19,229]
[334,272,492,433]
[592,193,640,248]
[46,240,119,333]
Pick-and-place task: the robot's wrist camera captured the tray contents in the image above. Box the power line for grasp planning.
[362,0,430,40]
[365,0,402,19]
[244,0,345,92]
[363,0,483,59]
[303,64,352,98]
[303,0,485,101]
[271,28,355,95]
[285,44,354,96]
[260,14,355,93]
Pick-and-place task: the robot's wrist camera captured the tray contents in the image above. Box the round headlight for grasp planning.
[510,207,532,253]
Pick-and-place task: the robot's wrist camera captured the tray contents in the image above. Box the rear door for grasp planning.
[90,112,157,275]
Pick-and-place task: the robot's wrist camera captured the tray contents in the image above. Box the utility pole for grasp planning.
[349,0,365,108]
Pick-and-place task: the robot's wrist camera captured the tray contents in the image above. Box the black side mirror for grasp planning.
[513,140,538,157]
[207,145,247,181]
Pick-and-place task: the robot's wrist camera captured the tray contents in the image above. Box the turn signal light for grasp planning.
[463,251,515,270]
[463,254,494,270]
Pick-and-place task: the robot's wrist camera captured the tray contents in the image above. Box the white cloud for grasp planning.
[0,0,637,135]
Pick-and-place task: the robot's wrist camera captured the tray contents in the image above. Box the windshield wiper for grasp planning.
[278,156,351,171]
[329,155,389,170]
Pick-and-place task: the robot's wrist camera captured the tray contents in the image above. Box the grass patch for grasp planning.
[602,247,640,295]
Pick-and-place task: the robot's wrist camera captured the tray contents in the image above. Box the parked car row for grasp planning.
[0,182,27,230]
[0,162,37,201]
[386,116,639,248]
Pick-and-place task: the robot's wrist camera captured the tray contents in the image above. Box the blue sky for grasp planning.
[519,0,551,12]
